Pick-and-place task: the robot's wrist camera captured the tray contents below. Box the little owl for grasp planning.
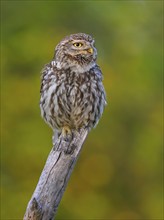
[40,33,106,139]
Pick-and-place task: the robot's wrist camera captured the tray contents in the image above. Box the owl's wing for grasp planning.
[94,65,107,105]
[40,62,57,94]
[94,65,103,80]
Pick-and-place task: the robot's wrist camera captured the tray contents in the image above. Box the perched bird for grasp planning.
[40,33,106,139]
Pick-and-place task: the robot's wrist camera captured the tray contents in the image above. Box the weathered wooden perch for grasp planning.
[24,128,88,220]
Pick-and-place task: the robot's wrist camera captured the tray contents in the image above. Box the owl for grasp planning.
[40,33,106,139]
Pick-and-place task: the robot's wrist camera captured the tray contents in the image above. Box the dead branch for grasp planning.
[24,128,88,220]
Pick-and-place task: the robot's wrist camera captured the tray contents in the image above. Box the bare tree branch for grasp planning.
[24,128,88,220]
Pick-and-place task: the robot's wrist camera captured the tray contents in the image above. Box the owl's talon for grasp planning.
[62,126,72,141]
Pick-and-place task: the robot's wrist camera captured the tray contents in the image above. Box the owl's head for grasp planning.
[54,33,97,72]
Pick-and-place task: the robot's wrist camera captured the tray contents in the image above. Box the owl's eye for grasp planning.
[73,42,83,47]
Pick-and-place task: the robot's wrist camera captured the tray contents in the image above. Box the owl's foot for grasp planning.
[62,126,72,141]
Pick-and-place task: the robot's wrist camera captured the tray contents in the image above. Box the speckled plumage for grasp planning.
[40,33,106,136]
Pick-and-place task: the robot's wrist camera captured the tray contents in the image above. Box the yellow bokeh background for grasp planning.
[1,1,163,219]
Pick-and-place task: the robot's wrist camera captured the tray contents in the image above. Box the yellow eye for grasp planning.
[73,42,83,47]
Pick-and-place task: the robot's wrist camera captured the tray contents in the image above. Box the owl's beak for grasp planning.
[81,48,93,55]
[87,48,93,54]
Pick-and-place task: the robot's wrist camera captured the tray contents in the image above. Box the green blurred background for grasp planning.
[1,0,163,219]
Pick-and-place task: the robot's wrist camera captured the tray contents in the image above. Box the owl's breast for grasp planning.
[40,67,106,130]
